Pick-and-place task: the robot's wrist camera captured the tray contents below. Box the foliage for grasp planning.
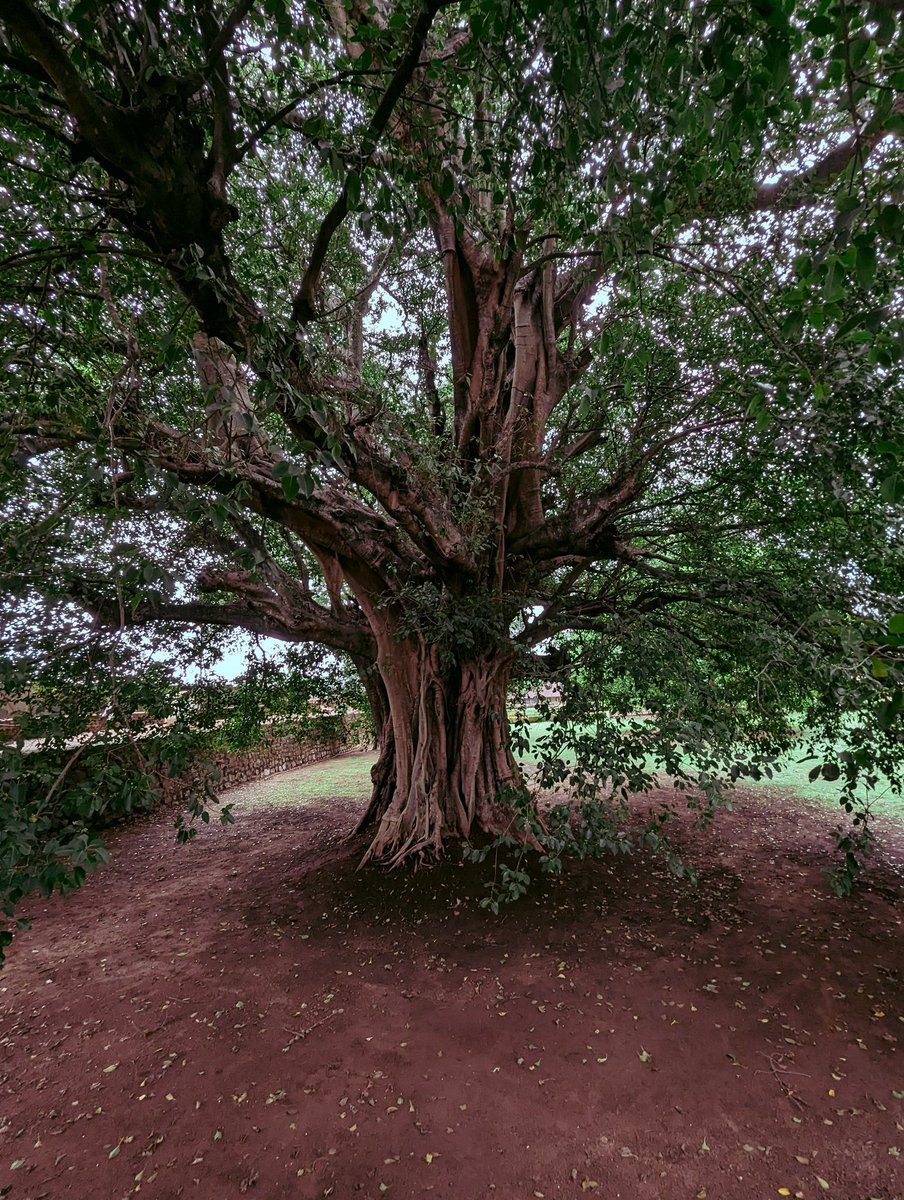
[0,0,903,936]
[0,606,362,960]
[0,622,207,957]
[499,595,904,905]
[202,646,369,750]
[462,783,691,916]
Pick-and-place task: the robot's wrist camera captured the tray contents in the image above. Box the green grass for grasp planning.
[517,720,904,819]
[745,752,904,818]
[226,729,903,823]
[225,750,376,807]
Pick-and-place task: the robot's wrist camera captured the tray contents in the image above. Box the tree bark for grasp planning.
[352,657,396,832]
[357,639,523,865]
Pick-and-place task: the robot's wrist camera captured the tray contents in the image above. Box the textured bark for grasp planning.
[358,640,522,866]
[352,658,396,832]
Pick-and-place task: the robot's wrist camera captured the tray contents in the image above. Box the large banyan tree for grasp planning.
[1,0,903,873]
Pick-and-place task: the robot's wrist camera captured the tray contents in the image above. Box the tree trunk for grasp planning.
[357,640,523,866]
[352,659,396,832]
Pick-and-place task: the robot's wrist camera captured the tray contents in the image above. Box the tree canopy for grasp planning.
[1,0,903,941]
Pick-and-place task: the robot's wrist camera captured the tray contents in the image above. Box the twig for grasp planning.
[755,1052,810,1109]
[281,1009,337,1051]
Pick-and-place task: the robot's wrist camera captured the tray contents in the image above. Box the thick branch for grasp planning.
[0,1,119,144]
[292,0,447,323]
[195,565,375,655]
[753,98,904,211]
[69,572,376,659]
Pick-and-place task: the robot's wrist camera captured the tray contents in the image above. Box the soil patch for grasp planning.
[1,758,902,1200]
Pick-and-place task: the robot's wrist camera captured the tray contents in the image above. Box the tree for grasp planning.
[1,0,903,883]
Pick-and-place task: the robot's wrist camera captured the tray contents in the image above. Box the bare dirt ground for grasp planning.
[1,753,902,1200]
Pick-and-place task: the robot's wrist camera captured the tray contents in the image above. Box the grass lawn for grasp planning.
[225,749,377,806]
[517,719,904,820]
[226,724,903,823]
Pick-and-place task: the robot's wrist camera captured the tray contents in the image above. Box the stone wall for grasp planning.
[159,725,350,805]
[5,716,367,830]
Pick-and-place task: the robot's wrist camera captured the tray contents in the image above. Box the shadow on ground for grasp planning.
[1,753,902,1199]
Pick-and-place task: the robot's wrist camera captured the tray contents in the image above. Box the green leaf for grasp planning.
[807,15,835,36]
[877,204,903,241]
[782,312,803,340]
[849,36,871,71]
[281,474,300,501]
[880,473,904,504]
[835,193,861,215]
[855,245,877,291]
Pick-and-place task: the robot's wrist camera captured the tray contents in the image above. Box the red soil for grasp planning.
[1,773,902,1200]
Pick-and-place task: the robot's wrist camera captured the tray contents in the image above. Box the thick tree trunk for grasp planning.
[357,641,523,866]
[352,659,396,832]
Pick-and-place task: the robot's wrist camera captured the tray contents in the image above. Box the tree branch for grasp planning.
[0,0,126,153]
[66,570,376,659]
[205,0,256,67]
[752,96,904,211]
[292,0,447,323]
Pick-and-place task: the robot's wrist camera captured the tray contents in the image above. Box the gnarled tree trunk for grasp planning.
[357,639,522,865]
[352,657,396,832]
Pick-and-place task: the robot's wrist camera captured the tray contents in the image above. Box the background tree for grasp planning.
[1,0,903,908]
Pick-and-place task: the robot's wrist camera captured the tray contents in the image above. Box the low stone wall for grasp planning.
[160,727,349,805]
[5,716,364,833]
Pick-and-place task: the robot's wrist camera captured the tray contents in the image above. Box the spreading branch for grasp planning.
[292,0,449,323]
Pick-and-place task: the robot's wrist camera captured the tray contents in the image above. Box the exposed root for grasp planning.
[352,643,525,869]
